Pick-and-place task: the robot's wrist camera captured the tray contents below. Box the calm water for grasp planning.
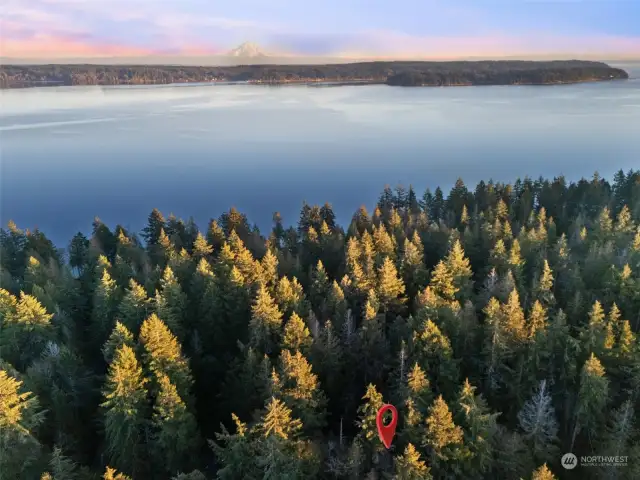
[1,63,639,246]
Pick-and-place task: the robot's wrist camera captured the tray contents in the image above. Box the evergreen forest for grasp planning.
[0,60,628,88]
[2,169,640,480]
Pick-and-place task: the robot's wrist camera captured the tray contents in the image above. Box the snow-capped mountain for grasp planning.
[227,42,267,58]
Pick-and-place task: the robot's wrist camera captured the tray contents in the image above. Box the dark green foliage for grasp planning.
[101,344,149,476]
[1,61,628,88]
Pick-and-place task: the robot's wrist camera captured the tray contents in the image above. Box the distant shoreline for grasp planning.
[0,60,629,89]
[0,77,627,90]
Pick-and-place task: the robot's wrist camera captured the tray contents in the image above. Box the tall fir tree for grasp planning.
[139,314,194,404]
[0,367,46,480]
[101,345,149,477]
[249,283,284,356]
[151,373,200,475]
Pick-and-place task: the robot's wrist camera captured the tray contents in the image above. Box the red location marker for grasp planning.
[376,403,398,449]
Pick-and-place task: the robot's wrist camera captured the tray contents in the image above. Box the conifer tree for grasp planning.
[206,219,226,253]
[155,227,176,266]
[92,268,120,348]
[493,425,534,479]
[26,342,97,458]
[571,353,609,450]
[324,280,347,325]
[429,261,458,304]
[192,232,213,259]
[142,209,166,247]
[533,260,556,308]
[139,314,193,403]
[377,256,406,312]
[596,206,614,241]
[604,303,622,353]
[249,283,284,355]
[407,362,432,411]
[483,289,527,395]
[401,363,432,447]
[228,231,261,285]
[527,300,548,341]
[210,413,260,480]
[357,290,390,384]
[117,278,149,334]
[282,312,312,354]
[259,248,279,291]
[309,320,344,411]
[450,300,479,361]
[168,247,193,286]
[151,373,200,475]
[372,224,395,260]
[444,239,474,301]
[0,367,45,480]
[212,257,252,351]
[530,464,557,480]
[252,396,319,479]
[542,310,580,432]
[413,319,459,396]
[42,446,79,480]
[617,320,637,361]
[277,349,327,432]
[0,286,17,319]
[356,384,384,454]
[24,255,50,295]
[359,232,378,292]
[68,232,90,275]
[456,379,499,476]
[460,204,469,225]
[101,344,149,476]
[489,239,509,274]
[401,234,429,300]
[0,290,54,370]
[628,222,640,245]
[154,266,187,340]
[423,395,468,473]
[579,300,607,357]
[508,239,525,283]
[275,276,306,318]
[503,289,527,344]
[220,346,273,423]
[103,466,132,480]
[395,443,433,480]
[189,257,214,335]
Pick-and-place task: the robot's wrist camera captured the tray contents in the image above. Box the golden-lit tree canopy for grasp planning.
[1,169,639,479]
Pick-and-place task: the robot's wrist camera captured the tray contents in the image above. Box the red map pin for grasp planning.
[376,404,398,449]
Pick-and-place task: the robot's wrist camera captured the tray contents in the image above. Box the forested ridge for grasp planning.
[2,169,640,480]
[0,60,628,88]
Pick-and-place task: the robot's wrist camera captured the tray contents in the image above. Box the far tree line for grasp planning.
[0,60,628,88]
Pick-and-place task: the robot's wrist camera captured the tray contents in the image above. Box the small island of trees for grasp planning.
[2,168,640,479]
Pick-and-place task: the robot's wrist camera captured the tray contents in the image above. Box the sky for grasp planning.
[1,0,639,61]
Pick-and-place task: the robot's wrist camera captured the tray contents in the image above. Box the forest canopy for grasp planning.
[0,60,629,88]
[2,168,640,479]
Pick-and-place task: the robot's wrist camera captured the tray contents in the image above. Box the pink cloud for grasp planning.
[1,34,159,58]
[1,23,221,58]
